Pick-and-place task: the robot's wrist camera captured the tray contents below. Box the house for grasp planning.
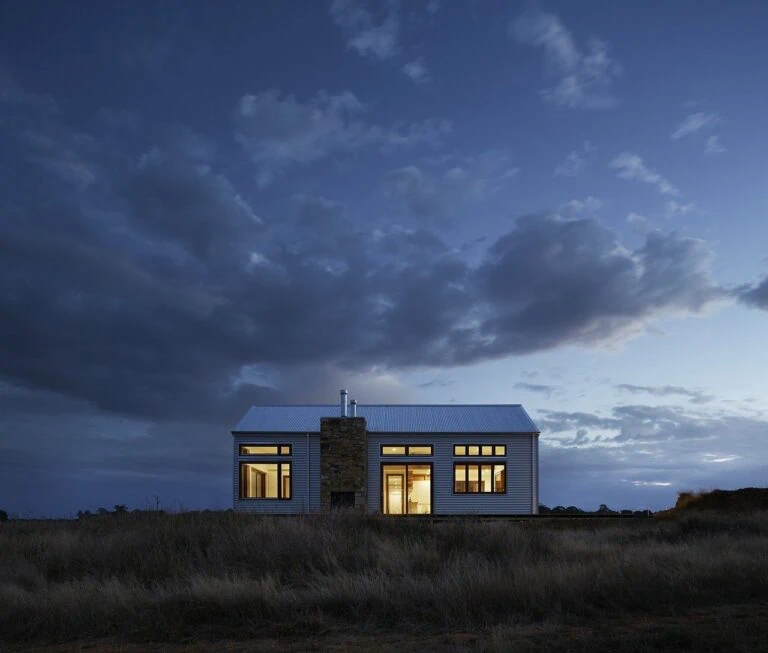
[231,390,540,515]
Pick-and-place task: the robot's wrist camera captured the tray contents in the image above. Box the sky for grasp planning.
[1,0,767,517]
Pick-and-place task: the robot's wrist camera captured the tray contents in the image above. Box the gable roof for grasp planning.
[233,404,539,434]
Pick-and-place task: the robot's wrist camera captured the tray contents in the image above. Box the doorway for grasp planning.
[382,464,432,515]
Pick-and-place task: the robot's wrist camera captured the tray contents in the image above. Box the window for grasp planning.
[381,445,433,456]
[240,462,291,499]
[453,463,505,494]
[453,444,506,457]
[382,464,432,514]
[239,444,291,456]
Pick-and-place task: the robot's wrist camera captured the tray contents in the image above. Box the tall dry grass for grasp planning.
[1,511,768,644]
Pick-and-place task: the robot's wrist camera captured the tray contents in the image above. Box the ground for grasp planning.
[2,495,768,652]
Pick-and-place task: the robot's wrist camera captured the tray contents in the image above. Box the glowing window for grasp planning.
[453,463,506,494]
[381,445,433,456]
[239,444,292,456]
[453,444,506,457]
[239,462,291,499]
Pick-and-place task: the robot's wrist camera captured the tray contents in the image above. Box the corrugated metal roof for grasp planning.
[233,404,539,434]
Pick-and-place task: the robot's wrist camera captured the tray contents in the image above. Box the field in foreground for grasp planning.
[2,510,768,652]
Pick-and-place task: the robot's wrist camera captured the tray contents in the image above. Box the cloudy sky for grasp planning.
[2,0,767,517]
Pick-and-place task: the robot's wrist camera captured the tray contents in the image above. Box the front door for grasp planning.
[382,464,432,515]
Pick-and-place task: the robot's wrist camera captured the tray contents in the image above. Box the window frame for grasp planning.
[239,444,292,456]
[452,463,506,495]
[453,444,506,457]
[380,462,434,515]
[239,461,292,500]
[380,444,434,456]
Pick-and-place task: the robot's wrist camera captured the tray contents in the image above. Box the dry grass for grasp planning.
[1,511,768,649]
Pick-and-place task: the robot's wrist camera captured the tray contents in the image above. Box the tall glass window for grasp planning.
[453,463,506,494]
[239,462,291,499]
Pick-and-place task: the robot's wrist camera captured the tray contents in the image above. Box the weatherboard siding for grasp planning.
[367,434,536,515]
[232,433,320,514]
[232,431,537,515]
[532,435,539,514]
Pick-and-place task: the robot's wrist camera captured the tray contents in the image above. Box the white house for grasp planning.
[231,390,540,515]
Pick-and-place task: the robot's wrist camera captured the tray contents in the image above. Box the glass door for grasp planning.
[384,471,404,514]
[382,464,432,514]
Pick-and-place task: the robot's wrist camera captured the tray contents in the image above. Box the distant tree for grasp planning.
[565,506,584,514]
[0,509,8,522]
[597,504,616,514]
[551,505,567,514]
[539,504,551,514]
[76,510,92,520]
[621,509,633,516]
[96,507,109,516]
[113,504,128,514]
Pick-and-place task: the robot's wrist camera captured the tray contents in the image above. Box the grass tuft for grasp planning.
[1,510,768,645]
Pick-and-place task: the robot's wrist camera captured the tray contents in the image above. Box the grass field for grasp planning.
[2,510,768,652]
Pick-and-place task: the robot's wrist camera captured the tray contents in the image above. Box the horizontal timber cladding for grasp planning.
[232,433,320,514]
[367,434,536,515]
[533,434,539,514]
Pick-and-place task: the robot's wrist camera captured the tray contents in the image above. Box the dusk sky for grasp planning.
[2,0,767,517]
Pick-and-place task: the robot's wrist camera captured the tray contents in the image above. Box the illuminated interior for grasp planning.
[239,444,291,455]
[454,463,505,493]
[454,444,506,456]
[381,445,433,456]
[240,462,291,499]
[382,464,432,514]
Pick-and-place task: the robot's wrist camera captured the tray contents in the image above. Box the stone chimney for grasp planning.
[319,415,367,512]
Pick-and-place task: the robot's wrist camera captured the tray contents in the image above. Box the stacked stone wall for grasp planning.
[319,417,367,512]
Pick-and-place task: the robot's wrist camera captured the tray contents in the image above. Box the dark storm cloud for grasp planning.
[473,215,723,358]
[738,276,768,310]
[1,131,730,424]
[0,77,740,427]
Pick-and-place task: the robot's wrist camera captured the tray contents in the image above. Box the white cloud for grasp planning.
[665,200,694,218]
[671,112,721,140]
[705,134,725,155]
[555,151,585,177]
[511,10,621,109]
[702,453,741,464]
[330,0,400,61]
[610,152,680,196]
[389,150,519,219]
[233,90,451,186]
[20,129,102,190]
[627,212,655,232]
[554,141,593,176]
[560,196,603,215]
[403,58,431,84]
